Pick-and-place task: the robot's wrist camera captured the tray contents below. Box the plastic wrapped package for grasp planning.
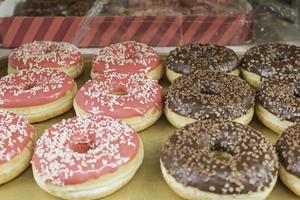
[0,0,253,47]
[248,0,300,43]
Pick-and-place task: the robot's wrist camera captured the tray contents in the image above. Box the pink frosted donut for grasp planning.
[91,41,163,80]
[8,41,83,78]
[32,114,143,199]
[0,68,77,123]
[0,109,35,184]
[74,72,163,131]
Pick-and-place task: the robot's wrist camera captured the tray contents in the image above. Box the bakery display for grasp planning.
[91,41,163,80]
[165,69,254,128]
[161,120,278,200]
[276,123,300,196]
[0,35,300,198]
[165,43,240,83]
[0,68,77,123]
[32,114,143,199]
[256,74,299,134]
[0,109,35,184]
[8,41,84,79]
[74,72,163,132]
[241,43,300,88]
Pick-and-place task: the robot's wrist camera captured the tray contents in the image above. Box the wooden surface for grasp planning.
[0,57,299,200]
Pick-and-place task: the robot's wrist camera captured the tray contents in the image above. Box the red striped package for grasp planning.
[0,12,253,48]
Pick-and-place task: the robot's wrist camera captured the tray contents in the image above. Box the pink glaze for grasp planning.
[0,68,75,107]
[0,109,34,164]
[75,73,162,118]
[32,114,140,186]
[8,41,82,70]
[91,41,161,75]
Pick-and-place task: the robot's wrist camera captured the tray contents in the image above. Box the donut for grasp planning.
[0,109,35,184]
[91,41,163,80]
[160,120,278,200]
[241,43,300,88]
[74,73,162,132]
[165,43,239,83]
[165,69,254,128]
[8,41,84,78]
[276,123,300,196]
[32,114,143,199]
[256,74,300,134]
[0,68,77,123]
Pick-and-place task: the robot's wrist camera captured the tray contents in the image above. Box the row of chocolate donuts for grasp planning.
[161,42,300,200]
[165,43,300,135]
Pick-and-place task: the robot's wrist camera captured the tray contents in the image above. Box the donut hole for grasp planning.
[175,63,193,74]
[109,87,128,96]
[70,142,93,154]
[209,150,232,161]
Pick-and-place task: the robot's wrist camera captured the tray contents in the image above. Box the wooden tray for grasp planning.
[0,57,298,200]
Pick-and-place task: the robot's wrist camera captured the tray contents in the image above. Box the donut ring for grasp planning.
[0,109,35,184]
[256,74,300,134]
[241,43,300,88]
[165,69,254,128]
[276,123,300,196]
[165,43,240,83]
[0,68,77,123]
[161,120,278,200]
[74,73,162,132]
[91,41,163,80]
[8,41,84,79]
[32,114,143,200]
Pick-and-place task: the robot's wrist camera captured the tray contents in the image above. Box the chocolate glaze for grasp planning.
[165,69,254,120]
[161,120,278,194]
[276,123,300,177]
[165,43,239,75]
[241,43,300,78]
[257,74,300,122]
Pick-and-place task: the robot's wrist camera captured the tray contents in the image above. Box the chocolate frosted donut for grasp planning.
[241,43,300,88]
[256,74,300,134]
[165,43,239,83]
[276,123,300,196]
[161,120,278,200]
[165,69,254,128]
